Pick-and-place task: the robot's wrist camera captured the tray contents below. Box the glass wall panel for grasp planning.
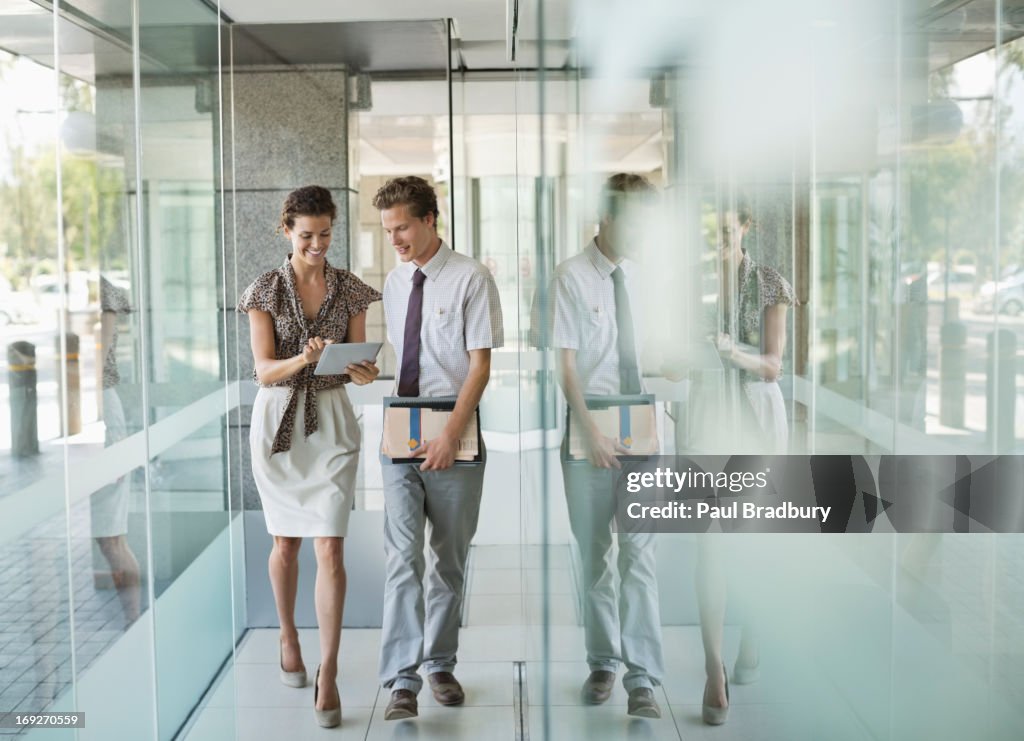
[57,11,157,738]
[7,1,1024,739]
[2,1,236,738]
[535,1,1024,740]
[135,1,236,738]
[0,10,73,730]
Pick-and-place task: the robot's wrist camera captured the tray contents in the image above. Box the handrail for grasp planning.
[0,381,240,546]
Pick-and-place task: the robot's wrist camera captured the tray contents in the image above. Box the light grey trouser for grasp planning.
[562,458,664,692]
[379,458,486,694]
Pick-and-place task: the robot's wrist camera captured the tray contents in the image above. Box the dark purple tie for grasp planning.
[611,266,641,394]
[398,269,427,397]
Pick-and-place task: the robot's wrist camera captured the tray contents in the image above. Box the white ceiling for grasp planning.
[217,0,574,69]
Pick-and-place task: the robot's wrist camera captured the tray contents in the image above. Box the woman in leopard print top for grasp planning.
[237,186,381,726]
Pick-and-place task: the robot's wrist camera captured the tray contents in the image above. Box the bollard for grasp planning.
[986,329,1017,452]
[56,332,82,436]
[8,341,39,456]
[939,320,967,427]
[943,297,960,323]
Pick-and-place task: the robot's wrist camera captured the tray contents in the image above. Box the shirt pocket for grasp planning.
[428,306,464,346]
[586,305,610,327]
[583,305,615,352]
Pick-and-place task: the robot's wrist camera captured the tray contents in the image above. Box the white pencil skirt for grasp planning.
[742,380,789,454]
[90,388,131,538]
[249,385,361,537]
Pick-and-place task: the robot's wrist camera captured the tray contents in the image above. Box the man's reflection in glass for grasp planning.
[551,174,664,719]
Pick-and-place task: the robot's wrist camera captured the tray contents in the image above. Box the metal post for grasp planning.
[57,332,82,436]
[8,341,39,456]
[939,317,967,427]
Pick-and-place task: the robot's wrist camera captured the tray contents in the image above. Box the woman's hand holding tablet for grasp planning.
[313,341,383,378]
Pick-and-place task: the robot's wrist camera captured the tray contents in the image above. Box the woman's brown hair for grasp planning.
[279,185,337,232]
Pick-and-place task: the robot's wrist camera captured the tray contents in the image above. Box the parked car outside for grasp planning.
[974,270,1024,316]
[927,265,976,303]
[0,276,43,326]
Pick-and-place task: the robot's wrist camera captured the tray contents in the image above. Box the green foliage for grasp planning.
[903,45,1024,279]
[0,63,125,288]
[0,144,126,289]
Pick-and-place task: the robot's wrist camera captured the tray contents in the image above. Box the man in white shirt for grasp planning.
[550,173,664,718]
[374,176,503,720]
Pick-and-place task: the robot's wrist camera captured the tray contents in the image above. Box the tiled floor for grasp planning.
[183,622,873,741]
[179,534,1024,740]
[179,544,882,741]
[7,532,1021,740]
[0,499,145,738]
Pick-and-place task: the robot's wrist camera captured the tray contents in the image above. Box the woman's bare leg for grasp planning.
[269,536,304,672]
[95,535,141,623]
[697,536,728,709]
[313,537,345,711]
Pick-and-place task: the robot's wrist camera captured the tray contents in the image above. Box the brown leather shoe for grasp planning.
[384,689,418,720]
[627,687,662,718]
[428,671,465,705]
[581,670,616,704]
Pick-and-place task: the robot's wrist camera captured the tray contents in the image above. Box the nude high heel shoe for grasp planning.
[702,662,730,725]
[279,640,307,688]
[314,664,342,728]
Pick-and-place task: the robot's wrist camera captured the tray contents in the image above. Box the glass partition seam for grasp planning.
[859,176,870,417]
[992,0,1004,455]
[887,2,905,735]
[51,0,81,721]
[230,24,245,559]
[130,0,161,736]
[447,18,456,251]
[791,155,799,451]
[887,532,898,741]
[536,1,552,737]
[892,0,904,454]
[216,0,242,677]
[810,37,820,455]
[340,60,350,269]
[512,51,524,620]
[987,533,998,726]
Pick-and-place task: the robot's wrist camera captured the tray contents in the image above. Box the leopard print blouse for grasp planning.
[99,277,131,390]
[723,250,795,383]
[237,255,382,454]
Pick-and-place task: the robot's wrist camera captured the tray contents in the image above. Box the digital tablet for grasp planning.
[313,342,383,376]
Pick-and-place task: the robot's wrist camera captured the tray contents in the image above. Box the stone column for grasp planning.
[222,65,351,511]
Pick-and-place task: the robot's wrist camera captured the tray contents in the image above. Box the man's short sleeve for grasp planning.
[551,272,580,350]
[463,269,504,350]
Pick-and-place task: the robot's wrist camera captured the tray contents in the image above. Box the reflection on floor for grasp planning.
[183,625,870,740]
[0,500,146,738]
[5,531,1024,740]
[178,544,851,741]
